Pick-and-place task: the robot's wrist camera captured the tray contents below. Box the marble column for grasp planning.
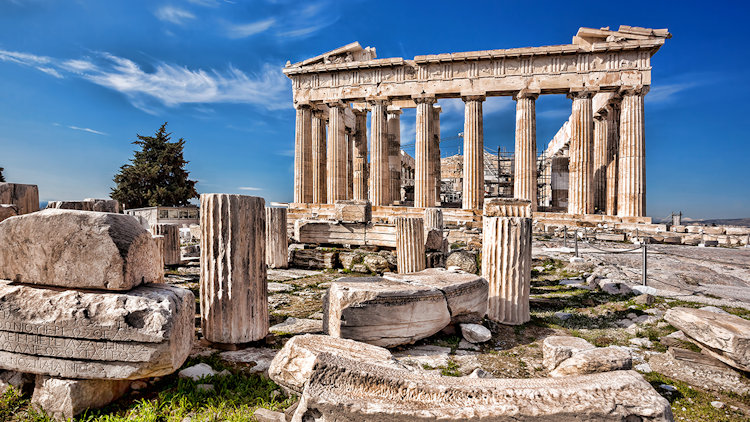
[395,217,425,274]
[432,105,442,206]
[513,90,539,211]
[369,99,390,206]
[387,107,403,204]
[346,131,354,199]
[265,207,288,269]
[482,215,532,325]
[293,103,313,204]
[593,111,608,213]
[567,91,594,215]
[326,101,347,204]
[153,223,180,266]
[200,194,268,344]
[353,109,369,201]
[414,95,436,208]
[311,110,327,204]
[606,102,620,216]
[462,94,485,210]
[617,86,649,217]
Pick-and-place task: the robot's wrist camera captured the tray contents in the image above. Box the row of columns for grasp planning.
[293,86,647,217]
[566,86,648,217]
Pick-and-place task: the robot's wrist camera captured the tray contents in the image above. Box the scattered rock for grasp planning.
[598,279,633,295]
[634,363,652,373]
[31,376,131,420]
[363,254,391,273]
[458,340,479,351]
[711,401,725,409]
[253,408,286,422]
[569,257,585,264]
[649,347,750,395]
[550,346,632,377]
[698,306,729,315]
[629,337,654,349]
[267,282,294,293]
[178,363,217,381]
[459,323,491,344]
[445,250,477,274]
[467,368,491,378]
[633,294,655,305]
[130,380,147,391]
[542,336,595,371]
[270,317,323,335]
[220,348,279,375]
[0,370,33,394]
[554,311,572,321]
[659,384,677,392]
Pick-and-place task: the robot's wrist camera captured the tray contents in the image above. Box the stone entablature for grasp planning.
[285,26,668,104]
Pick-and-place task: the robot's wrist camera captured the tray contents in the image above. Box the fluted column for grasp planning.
[265,207,288,269]
[567,90,594,215]
[387,107,403,204]
[414,95,436,208]
[395,217,425,274]
[369,99,390,206]
[293,104,313,204]
[593,111,608,213]
[462,94,485,210]
[346,131,354,199]
[151,234,165,282]
[513,90,539,211]
[617,86,649,217]
[200,194,268,344]
[311,110,327,204]
[153,223,180,266]
[353,109,368,201]
[432,105,442,206]
[326,101,347,204]
[482,215,532,325]
[606,102,620,215]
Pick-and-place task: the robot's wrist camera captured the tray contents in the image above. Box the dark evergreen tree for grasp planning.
[111,123,198,209]
[0,167,5,182]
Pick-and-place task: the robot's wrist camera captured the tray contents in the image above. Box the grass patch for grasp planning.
[422,359,461,377]
[644,372,748,421]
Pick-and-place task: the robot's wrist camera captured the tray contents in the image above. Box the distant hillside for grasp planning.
[653,217,750,227]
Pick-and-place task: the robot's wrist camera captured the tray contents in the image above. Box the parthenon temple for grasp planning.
[285,25,670,226]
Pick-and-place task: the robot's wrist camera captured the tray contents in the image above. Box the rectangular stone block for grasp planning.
[32,376,131,420]
[0,209,161,290]
[0,280,194,380]
[483,198,532,218]
[595,233,625,242]
[334,200,372,223]
[0,183,39,215]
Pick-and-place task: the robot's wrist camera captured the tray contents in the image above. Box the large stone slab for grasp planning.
[0,209,161,290]
[542,335,595,371]
[334,199,371,223]
[31,376,131,420]
[385,268,488,323]
[268,334,397,395]
[649,347,750,395]
[0,183,39,215]
[664,307,750,371]
[292,353,673,421]
[0,280,194,380]
[549,346,632,377]
[323,276,451,347]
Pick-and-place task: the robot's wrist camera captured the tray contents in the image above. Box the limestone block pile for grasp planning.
[270,335,672,421]
[0,183,39,222]
[0,209,195,419]
[665,307,750,372]
[323,268,488,347]
[46,198,119,213]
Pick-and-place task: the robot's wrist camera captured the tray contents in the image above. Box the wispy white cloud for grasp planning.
[238,186,262,191]
[271,0,339,40]
[537,108,570,119]
[154,6,195,25]
[647,82,698,104]
[187,0,220,6]
[225,18,276,39]
[0,48,291,114]
[68,126,107,136]
[276,149,294,157]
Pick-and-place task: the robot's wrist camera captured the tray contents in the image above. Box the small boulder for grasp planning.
[542,336,595,371]
[364,254,391,273]
[178,363,217,381]
[446,250,477,274]
[253,408,286,422]
[459,323,491,344]
[31,376,131,420]
[550,347,632,377]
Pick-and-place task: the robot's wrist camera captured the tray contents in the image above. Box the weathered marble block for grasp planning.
[268,334,397,395]
[0,209,162,290]
[0,204,17,223]
[0,183,39,215]
[665,307,750,372]
[385,268,488,323]
[46,198,119,213]
[32,376,131,420]
[483,197,532,218]
[0,280,194,380]
[293,353,673,421]
[334,199,371,223]
[265,207,288,269]
[323,276,450,347]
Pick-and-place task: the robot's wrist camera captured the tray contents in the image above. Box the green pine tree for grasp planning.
[0,167,5,182]
[111,123,198,209]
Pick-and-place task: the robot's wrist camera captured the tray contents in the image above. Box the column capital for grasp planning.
[352,108,368,117]
[325,99,347,109]
[432,104,442,114]
[619,85,650,96]
[294,101,312,110]
[366,96,390,107]
[513,88,540,101]
[386,106,403,116]
[567,87,598,100]
[412,93,436,104]
[461,91,486,102]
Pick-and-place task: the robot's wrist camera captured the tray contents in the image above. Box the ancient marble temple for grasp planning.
[285,26,670,223]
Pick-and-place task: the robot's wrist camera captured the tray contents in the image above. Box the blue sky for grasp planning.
[1,0,748,219]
